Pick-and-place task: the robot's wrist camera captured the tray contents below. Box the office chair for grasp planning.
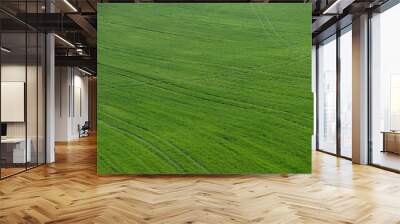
[79,121,90,138]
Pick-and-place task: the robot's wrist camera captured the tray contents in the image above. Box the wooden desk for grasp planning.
[382,131,400,154]
[1,138,32,164]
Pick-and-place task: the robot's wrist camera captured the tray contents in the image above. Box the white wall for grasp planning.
[1,64,25,81]
[55,67,89,141]
[1,65,27,140]
[1,64,41,137]
[55,66,70,141]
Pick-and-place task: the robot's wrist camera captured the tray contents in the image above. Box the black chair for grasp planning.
[79,121,90,138]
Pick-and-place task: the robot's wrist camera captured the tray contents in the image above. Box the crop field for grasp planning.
[97,3,312,174]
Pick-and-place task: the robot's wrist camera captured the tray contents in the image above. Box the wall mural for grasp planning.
[98,3,312,174]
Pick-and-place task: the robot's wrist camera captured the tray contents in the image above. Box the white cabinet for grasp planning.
[1,138,32,163]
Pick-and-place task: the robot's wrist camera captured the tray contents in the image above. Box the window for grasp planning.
[0,2,46,179]
[370,3,400,171]
[339,26,352,158]
[317,35,337,154]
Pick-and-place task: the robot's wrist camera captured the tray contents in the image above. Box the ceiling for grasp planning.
[311,0,391,43]
[1,0,312,74]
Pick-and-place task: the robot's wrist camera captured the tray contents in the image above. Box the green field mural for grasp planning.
[98,3,312,174]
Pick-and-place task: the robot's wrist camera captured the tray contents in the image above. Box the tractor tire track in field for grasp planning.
[98,4,312,173]
[100,98,306,172]
[101,85,310,144]
[100,63,311,124]
[101,113,209,173]
[100,79,310,172]
[100,45,310,81]
[101,122,186,172]
[103,22,228,44]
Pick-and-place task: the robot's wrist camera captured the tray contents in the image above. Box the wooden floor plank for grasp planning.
[1,135,400,223]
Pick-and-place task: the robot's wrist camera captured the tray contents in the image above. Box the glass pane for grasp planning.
[38,33,46,165]
[27,31,38,169]
[371,4,400,171]
[312,46,317,151]
[26,0,38,169]
[340,27,352,158]
[318,35,337,154]
[1,31,27,177]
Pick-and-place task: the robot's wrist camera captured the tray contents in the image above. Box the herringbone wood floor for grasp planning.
[1,135,400,224]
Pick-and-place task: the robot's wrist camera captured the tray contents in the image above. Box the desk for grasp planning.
[1,138,31,163]
[382,131,400,154]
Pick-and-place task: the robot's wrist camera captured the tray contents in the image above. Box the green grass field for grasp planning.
[98,3,312,174]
